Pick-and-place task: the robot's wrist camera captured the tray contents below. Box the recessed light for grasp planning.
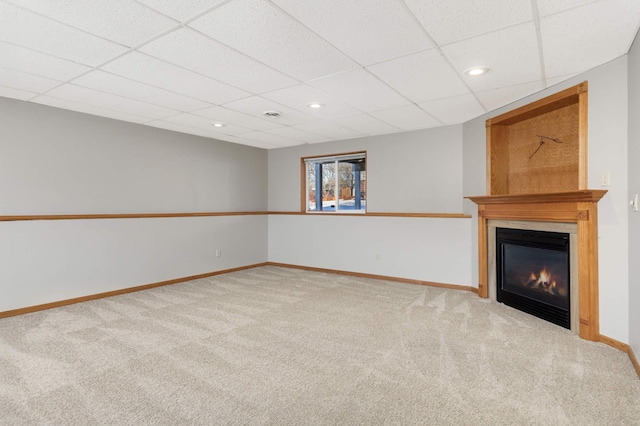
[212,122,225,127]
[307,102,323,109]
[464,66,490,76]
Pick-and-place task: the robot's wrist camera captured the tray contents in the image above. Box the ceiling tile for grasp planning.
[5,0,177,47]
[442,23,541,91]
[162,113,253,136]
[261,84,361,120]
[368,49,469,103]
[222,95,315,126]
[308,69,411,113]
[264,127,331,144]
[476,81,544,112]
[0,68,62,94]
[330,114,400,135]
[139,28,298,94]
[293,122,365,140]
[418,94,486,125]
[191,106,282,131]
[0,41,92,81]
[545,74,577,88]
[404,0,532,45]
[536,0,599,17]
[238,131,304,147]
[136,0,226,22]
[272,0,432,65]
[188,0,356,81]
[541,0,640,78]
[101,52,250,104]
[0,85,37,101]
[33,95,151,124]
[0,2,128,66]
[213,134,275,149]
[370,104,441,130]
[72,70,211,112]
[145,120,220,140]
[46,84,180,119]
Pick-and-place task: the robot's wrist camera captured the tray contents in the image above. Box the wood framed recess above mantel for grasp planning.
[467,82,606,342]
[486,82,588,195]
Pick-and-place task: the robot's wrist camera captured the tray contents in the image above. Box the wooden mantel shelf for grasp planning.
[466,190,607,205]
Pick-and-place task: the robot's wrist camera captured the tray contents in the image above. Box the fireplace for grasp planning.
[496,227,571,329]
[465,82,605,341]
[467,191,606,340]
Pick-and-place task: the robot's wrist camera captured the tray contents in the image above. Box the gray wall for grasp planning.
[267,125,473,287]
[0,98,268,311]
[463,57,631,342]
[0,99,267,214]
[462,111,487,292]
[268,125,464,213]
[628,32,640,357]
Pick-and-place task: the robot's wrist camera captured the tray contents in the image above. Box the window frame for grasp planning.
[300,151,367,214]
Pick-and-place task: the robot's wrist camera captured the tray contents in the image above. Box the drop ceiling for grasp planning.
[1,0,639,149]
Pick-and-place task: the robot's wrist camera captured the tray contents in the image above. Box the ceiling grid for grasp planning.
[0,0,638,148]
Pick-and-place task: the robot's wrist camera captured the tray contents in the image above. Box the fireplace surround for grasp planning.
[467,191,605,340]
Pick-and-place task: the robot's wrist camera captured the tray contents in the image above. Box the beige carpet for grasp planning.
[1,266,638,425]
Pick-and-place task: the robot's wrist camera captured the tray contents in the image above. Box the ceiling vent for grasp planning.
[263,110,282,118]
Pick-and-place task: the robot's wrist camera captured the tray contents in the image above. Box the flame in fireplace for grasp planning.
[526,267,558,295]
[539,268,550,284]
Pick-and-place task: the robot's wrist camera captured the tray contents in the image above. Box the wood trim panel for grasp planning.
[599,335,640,379]
[266,262,477,293]
[578,202,599,340]
[629,346,640,378]
[466,190,607,205]
[477,205,488,298]
[0,211,268,222]
[488,82,586,126]
[300,156,306,213]
[1,211,471,222]
[0,263,268,319]
[488,125,509,195]
[599,334,631,353]
[485,122,492,193]
[578,84,589,189]
[269,211,471,218]
[362,212,470,218]
[479,208,584,223]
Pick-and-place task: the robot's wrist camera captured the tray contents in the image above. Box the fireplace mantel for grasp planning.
[466,189,607,341]
[466,190,607,205]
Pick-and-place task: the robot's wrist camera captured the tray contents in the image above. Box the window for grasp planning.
[303,152,366,213]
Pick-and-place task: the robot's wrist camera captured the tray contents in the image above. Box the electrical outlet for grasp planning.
[601,172,610,186]
[216,249,221,257]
